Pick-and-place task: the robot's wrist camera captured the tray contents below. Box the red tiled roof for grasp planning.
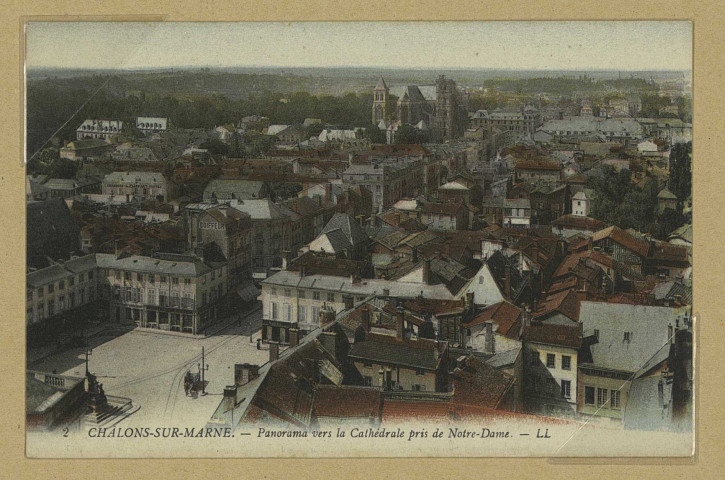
[421,201,464,215]
[523,323,582,349]
[533,288,580,322]
[381,400,575,424]
[452,356,514,408]
[550,214,604,231]
[462,302,522,339]
[515,159,561,171]
[313,385,382,419]
[592,225,650,257]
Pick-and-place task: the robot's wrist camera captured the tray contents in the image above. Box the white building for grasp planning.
[76,119,123,141]
[572,191,590,217]
[136,117,168,135]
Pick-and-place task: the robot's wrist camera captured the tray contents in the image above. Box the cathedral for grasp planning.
[372,75,467,142]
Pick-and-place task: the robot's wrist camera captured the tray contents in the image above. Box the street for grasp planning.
[29,305,268,428]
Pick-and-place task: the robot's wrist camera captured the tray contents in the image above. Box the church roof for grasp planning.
[374,76,388,91]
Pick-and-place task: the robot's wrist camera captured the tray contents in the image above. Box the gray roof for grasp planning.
[348,339,439,370]
[227,199,289,221]
[540,116,643,135]
[579,301,679,373]
[320,213,368,247]
[485,347,521,369]
[96,253,212,277]
[103,171,165,185]
[262,271,456,301]
[203,179,267,200]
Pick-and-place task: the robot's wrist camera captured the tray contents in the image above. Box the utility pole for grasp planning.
[198,346,209,396]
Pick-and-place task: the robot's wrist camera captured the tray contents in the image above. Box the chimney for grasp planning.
[319,331,338,357]
[269,341,279,362]
[361,306,371,332]
[318,307,336,327]
[423,258,431,285]
[234,363,260,386]
[299,265,306,278]
[504,263,511,299]
[485,322,495,353]
[396,308,405,340]
[465,291,474,308]
[289,328,299,348]
[444,239,451,258]
[343,294,354,310]
[412,247,418,263]
[223,385,238,412]
[281,250,291,270]
[383,288,390,297]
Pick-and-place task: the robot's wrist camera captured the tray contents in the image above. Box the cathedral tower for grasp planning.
[372,76,389,125]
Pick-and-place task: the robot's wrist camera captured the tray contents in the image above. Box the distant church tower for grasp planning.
[372,76,389,125]
[434,75,459,141]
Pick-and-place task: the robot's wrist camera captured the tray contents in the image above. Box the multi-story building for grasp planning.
[522,323,582,417]
[342,161,421,213]
[503,199,531,228]
[421,201,468,231]
[578,301,688,425]
[223,199,301,280]
[469,107,542,136]
[26,252,230,336]
[26,255,101,336]
[97,253,227,334]
[76,119,123,141]
[135,117,168,135]
[259,270,459,344]
[102,171,174,202]
[183,203,252,291]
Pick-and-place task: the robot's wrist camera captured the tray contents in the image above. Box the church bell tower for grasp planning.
[372,76,389,125]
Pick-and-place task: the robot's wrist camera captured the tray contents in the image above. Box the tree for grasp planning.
[652,207,684,240]
[200,138,229,156]
[668,141,692,209]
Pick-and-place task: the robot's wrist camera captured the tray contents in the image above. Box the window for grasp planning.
[271,287,277,296]
[610,390,621,409]
[48,283,54,294]
[597,387,608,407]
[284,289,292,297]
[149,275,155,284]
[160,276,167,283]
[562,355,571,371]
[298,306,306,322]
[546,353,555,368]
[327,293,335,302]
[546,378,556,395]
[623,332,631,342]
[313,291,321,301]
[48,300,55,316]
[363,361,373,368]
[172,277,179,285]
[185,278,191,286]
[478,276,484,284]
[283,303,291,322]
[69,277,75,287]
[271,302,279,320]
[88,270,93,280]
[137,273,143,282]
[363,376,373,387]
[530,351,540,366]
[415,369,425,376]
[584,386,595,405]
[561,380,571,399]
[124,272,131,281]
[211,270,216,281]
[37,287,43,298]
[298,291,306,299]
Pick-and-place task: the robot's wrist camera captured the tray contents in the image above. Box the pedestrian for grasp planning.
[256,338,261,350]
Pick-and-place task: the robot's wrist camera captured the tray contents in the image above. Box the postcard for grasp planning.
[23,21,694,458]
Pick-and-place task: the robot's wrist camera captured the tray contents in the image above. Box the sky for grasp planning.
[25,21,692,71]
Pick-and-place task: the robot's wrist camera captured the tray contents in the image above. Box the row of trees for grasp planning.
[27,81,374,159]
[588,141,691,240]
